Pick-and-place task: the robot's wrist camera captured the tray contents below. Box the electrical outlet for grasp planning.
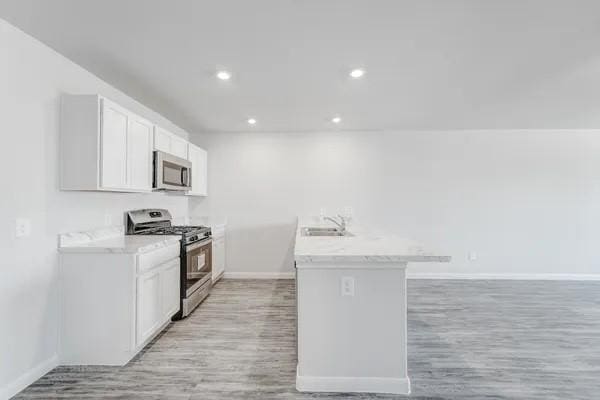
[104,213,112,226]
[468,251,477,261]
[15,218,31,238]
[341,276,355,296]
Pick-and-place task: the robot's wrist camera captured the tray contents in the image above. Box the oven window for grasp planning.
[163,161,184,186]
[186,242,212,295]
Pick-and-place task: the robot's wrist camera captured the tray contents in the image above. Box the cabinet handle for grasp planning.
[181,168,187,185]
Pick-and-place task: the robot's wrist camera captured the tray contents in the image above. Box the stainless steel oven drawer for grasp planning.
[182,281,211,317]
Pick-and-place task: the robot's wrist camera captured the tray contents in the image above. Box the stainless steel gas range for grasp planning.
[126,209,212,319]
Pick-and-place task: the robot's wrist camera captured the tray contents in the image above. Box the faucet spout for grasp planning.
[323,215,346,233]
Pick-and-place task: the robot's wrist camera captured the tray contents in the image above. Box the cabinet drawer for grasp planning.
[137,243,180,273]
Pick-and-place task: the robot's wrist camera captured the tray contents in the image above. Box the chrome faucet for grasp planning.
[323,215,346,233]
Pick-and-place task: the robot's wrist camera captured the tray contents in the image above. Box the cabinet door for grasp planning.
[128,116,153,191]
[136,270,161,346]
[170,135,188,159]
[153,127,171,153]
[212,238,225,281]
[100,100,128,189]
[188,145,208,196]
[161,260,180,320]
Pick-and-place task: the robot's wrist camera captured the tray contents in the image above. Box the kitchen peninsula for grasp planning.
[294,217,451,395]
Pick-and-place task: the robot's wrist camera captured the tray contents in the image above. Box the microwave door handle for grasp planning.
[181,168,190,187]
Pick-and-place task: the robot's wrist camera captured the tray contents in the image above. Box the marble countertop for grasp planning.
[59,216,226,254]
[58,226,180,254]
[294,217,451,265]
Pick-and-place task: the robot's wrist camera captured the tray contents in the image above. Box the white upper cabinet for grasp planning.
[61,95,154,192]
[170,135,189,159]
[61,94,206,195]
[153,126,188,159]
[127,115,154,191]
[100,100,128,189]
[153,126,171,153]
[187,143,208,196]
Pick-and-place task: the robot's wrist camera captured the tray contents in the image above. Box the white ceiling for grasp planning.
[2,0,600,133]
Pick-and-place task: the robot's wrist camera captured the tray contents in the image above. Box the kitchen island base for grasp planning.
[296,262,410,395]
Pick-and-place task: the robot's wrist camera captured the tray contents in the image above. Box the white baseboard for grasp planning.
[224,271,295,279]
[224,271,600,281]
[407,273,600,281]
[212,270,225,284]
[296,369,410,395]
[1,354,59,400]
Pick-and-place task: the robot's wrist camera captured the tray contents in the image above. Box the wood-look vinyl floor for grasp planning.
[13,279,600,399]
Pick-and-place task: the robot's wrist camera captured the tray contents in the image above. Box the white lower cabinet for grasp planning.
[60,243,180,365]
[212,237,225,281]
[136,269,162,345]
[161,260,181,320]
[137,258,179,346]
[211,225,226,282]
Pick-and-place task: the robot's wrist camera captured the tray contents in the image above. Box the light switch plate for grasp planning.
[15,218,31,238]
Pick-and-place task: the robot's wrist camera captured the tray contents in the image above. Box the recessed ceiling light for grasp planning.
[349,68,365,78]
[247,118,257,125]
[216,70,231,80]
[332,116,341,124]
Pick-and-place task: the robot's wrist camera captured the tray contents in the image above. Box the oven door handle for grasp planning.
[185,238,212,252]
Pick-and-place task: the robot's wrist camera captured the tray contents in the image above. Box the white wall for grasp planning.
[0,19,190,397]
[190,129,600,278]
[4,8,600,397]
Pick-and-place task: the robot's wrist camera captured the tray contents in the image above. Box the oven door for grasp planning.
[154,151,192,191]
[185,239,212,297]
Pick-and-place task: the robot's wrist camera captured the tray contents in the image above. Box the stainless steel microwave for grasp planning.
[153,151,192,191]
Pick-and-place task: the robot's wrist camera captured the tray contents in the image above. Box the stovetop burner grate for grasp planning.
[145,225,207,235]
[126,209,211,244]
